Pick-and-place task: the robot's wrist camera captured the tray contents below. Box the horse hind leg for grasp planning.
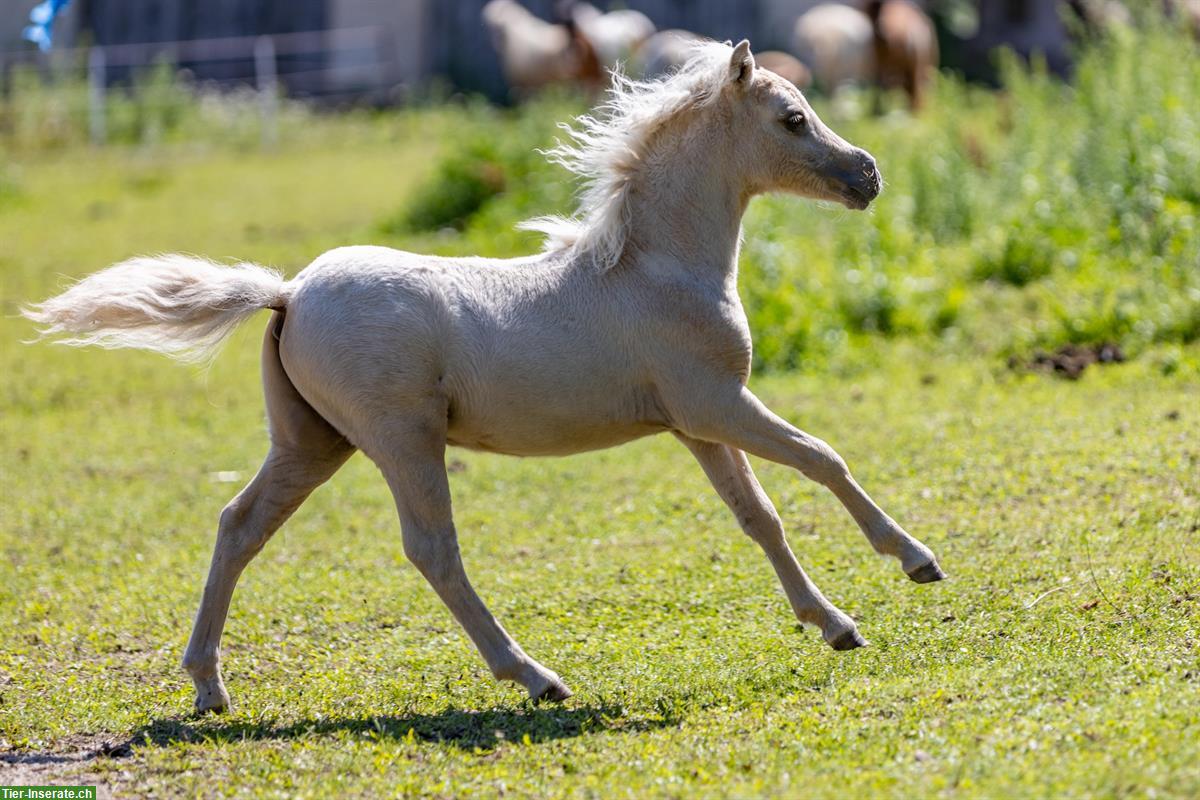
[183,313,354,713]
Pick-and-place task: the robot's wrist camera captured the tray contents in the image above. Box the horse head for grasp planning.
[722,41,882,209]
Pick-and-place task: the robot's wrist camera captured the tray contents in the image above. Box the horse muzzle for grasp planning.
[832,153,882,210]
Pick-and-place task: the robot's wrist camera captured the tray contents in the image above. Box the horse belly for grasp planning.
[445,385,668,457]
[448,418,664,457]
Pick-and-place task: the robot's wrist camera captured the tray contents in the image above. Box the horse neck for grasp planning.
[619,117,748,281]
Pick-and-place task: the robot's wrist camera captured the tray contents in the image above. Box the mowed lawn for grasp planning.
[2,132,1199,798]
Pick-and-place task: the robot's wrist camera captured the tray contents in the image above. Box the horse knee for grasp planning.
[402,528,460,582]
[215,497,272,563]
[793,434,850,486]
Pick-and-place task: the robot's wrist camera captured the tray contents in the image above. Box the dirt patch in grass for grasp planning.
[1,735,136,799]
[1010,342,1126,379]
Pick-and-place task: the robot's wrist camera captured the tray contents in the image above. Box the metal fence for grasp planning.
[1,24,395,146]
[3,0,786,99]
[0,0,811,145]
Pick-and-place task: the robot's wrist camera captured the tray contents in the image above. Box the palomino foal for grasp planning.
[25,41,944,713]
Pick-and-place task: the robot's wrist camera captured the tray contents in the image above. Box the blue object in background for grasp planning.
[22,0,72,52]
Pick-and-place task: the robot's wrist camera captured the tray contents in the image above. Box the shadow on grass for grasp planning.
[129,703,674,752]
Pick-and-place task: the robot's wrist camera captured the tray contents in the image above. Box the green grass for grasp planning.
[2,23,1200,799]
[3,333,1198,797]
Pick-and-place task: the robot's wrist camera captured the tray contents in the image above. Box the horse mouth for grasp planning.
[837,184,875,210]
[828,163,882,210]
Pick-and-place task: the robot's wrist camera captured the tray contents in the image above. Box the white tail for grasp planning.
[22,254,289,363]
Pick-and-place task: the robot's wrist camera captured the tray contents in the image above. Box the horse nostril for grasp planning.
[860,157,882,197]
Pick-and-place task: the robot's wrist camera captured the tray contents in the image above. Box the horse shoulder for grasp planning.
[637,270,753,382]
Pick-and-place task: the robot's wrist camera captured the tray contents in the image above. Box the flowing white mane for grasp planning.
[519,40,735,272]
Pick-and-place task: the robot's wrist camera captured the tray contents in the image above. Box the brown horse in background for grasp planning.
[865,0,938,111]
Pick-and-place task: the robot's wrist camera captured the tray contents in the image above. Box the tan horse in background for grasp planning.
[792,3,875,92]
[756,51,813,91]
[483,0,603,95]
[636,28,706,78]
[793,1,937,111]
[568,1,657,70]
[25,41,945,714]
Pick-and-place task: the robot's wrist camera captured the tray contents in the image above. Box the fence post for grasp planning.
[88,46,106,145]
[254,35,278,148]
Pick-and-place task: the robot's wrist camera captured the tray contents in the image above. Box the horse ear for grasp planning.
[729,40,755,85]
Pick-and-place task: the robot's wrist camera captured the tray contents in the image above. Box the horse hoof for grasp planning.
[907,560,947,584]
[193,698,228,715]
[829,629,868,651]
[531,680,574,704]
[192,683,231,715]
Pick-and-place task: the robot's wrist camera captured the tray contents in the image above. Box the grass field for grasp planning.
[2,23,1200,799]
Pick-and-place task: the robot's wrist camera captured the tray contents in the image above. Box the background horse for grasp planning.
[865,0,939,111]
[24,41,944,714]
[792,3,875,93]
[483,0,603,95]
[567,1,657,71]
[635,28,706,78]
[756,50,814,91]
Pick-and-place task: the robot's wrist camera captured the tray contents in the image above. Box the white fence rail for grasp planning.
[1,26,393,146]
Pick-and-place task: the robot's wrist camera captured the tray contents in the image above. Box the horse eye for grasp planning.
[783,113,806,133]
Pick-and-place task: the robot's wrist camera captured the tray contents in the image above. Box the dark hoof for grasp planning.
[532,681,574,703]
[907,560,947,584]
[830,629,868,651]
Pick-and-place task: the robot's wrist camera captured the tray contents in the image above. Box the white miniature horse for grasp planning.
[25,41,944,714]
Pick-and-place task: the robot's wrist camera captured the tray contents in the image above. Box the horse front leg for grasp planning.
[675,434,865,650]
[369,414,572,703]
[674,382,945,583]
